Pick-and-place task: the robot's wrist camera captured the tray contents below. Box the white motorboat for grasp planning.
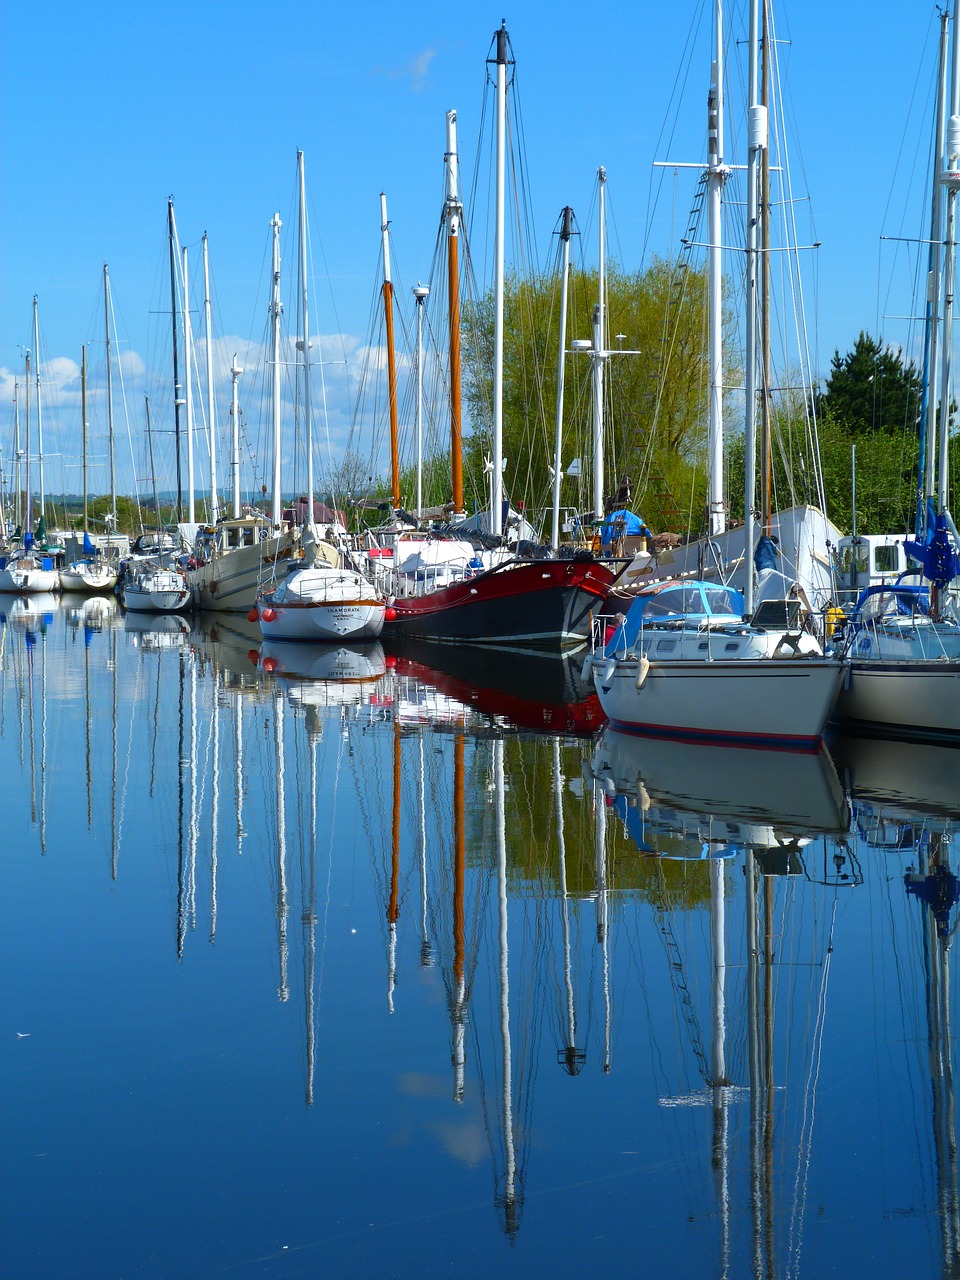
[256,563,385,642]
[123,566,192,614]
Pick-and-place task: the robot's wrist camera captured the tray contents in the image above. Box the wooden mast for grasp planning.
[380,192,401,510]
[445,110,465,515]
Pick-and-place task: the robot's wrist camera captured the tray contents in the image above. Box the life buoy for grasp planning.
[258,528,268,543]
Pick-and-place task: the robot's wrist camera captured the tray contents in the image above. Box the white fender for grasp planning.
[635,656,650,689]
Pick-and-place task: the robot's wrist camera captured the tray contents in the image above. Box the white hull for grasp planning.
[188,531,297,613]
[123,570,192,614]
[833,659,960,739]
[594,654,845,748]
[258,599,384,642]
[60,562,118,593]
[257,564,384,642]
[0,561,59,593]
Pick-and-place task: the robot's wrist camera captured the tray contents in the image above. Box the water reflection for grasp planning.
[5,595,960,1276]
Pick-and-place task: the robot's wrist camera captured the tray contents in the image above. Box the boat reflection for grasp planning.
[385,637,604,735]
[124,610,192,650]
[594,728,851,864]
[0,591,58,630]
[65,592,119,634]
[831,731,960,822]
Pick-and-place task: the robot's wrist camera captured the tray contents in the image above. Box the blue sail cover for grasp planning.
[903,513,960,589]
[82,533,95,556]
[599,509,644,545]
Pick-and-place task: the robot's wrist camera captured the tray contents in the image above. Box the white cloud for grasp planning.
[375,45,438,92]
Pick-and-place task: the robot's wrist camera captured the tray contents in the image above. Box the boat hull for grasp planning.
[123,571,192,614]
[594,655,845,748]
[189,531,297,613]
[385,558,614,648]
[832,659,960,740]
[0,565,59,593]
[258,599,384,643]
[60,563,117,592]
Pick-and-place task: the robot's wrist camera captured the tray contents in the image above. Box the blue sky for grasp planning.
[0,0,945,501]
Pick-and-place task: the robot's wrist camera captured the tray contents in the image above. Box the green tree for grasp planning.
[818,331,922,438]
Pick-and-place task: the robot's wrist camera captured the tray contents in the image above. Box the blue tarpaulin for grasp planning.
[599,509,644,545]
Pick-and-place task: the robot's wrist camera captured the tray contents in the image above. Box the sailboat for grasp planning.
[373,29,615,648]
[61,289,120,594]
[254,153,385,644]
[0,300,60,594]
[832,7,960,739]
[587,0,844,748]
[164,205,297,613]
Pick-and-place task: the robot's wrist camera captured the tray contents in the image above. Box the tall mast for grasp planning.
[13,378,21,531]
[592,169,607,521]
[413,283,430,516]
[917,10,950,535]
[182,245,196,523]
[298,153,315,526]
[32,297,45,531]
[938,0,960,512]
[145,397,161,530]
[706,1,727,538]
[103,265,117,532]
[81,347,88,534]
[743,0,763,615]
[24,350,32,534]
[381,192,401,510]
[760,0,773,532]
[551,207,574,552]
[490,23,510,538]
[445,110,465,516]
[230,354,243,518]
[269,213,283,528]
[202,233,219,523]
[168,199,184,521]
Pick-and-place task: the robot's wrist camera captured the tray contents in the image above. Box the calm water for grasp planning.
[4,592,960,1278]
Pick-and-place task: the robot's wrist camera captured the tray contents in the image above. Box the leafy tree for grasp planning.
[461,258,735,535]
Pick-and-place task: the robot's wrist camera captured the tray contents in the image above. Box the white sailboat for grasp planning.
[253,153,385,643]
[588,0,843,748]
[0,301,59,594]
[833,4,960,739]
[61,309,118,594]
[169,209,297,613]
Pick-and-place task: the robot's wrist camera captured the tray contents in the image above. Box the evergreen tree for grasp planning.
[819,331,922,437]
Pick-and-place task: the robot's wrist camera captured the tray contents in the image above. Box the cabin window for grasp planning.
[873,545,900,574]
[702,587,741,615]
[724,641,740,652]
[840,545,869,576]
[656,639,677,652]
